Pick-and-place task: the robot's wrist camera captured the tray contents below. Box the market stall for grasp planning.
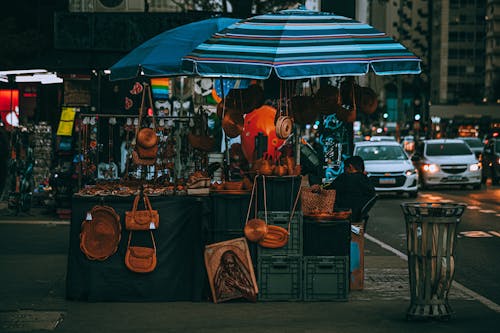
[64,7,421,303]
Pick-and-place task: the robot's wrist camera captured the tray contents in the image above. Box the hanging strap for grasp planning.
[127,230,156,251]
[262,175,268,225]
[286,176,302,233]
[134,85,146,145]
[245,176,259,225]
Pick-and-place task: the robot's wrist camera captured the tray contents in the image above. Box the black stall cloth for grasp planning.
[66,195,211,302]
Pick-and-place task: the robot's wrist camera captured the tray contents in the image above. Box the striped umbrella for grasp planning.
[182,8,421,79]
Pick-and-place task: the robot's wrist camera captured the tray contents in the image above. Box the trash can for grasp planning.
[400,202,467,320]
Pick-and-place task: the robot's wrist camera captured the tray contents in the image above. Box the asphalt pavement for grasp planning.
[0,210,499,333]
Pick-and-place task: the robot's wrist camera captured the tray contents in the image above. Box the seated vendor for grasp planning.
[324,156,375,222]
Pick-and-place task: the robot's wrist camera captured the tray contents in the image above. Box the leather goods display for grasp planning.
[125,231,157,273]
[133,84,158,165]
[314,85,341,115]
[258,176,302,249]
[125,193,160,230]
[80,205,121,261]
[275,115,293,139]
[244,176,268,242]
[275,80,294,139]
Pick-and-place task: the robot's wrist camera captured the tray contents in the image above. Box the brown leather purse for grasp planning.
[258,176,302,249]
[244,176,268,242]
[125,193,159,230]
[125,231,157,273]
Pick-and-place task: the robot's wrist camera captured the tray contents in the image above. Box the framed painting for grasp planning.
[204,237,258,303]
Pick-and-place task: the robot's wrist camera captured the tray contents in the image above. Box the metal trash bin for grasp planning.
[400,202,467,320]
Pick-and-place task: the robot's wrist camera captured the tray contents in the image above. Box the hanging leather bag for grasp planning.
[243,176,268,242]
[125,193,160,230]
[275,81,294,139]
[125,231,157,273]
[258,176,302,249]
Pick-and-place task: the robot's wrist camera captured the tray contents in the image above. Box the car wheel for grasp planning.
[408,191,418,198]
[472,183,481,190]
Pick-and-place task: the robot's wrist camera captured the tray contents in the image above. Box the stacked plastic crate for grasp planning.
[255,175,350,301]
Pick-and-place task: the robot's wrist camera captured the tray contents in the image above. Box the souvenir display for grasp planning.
[125,230,157,273]
[125,192,160,230]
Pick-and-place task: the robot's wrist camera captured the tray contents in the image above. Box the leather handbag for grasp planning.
[80,205,121,261]
[243,176,268,242]
[125,231,157,273]
[258,176,302,249]
[125,193,159,230]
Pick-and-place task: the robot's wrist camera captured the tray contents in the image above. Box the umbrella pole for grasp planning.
[219,77,230,180]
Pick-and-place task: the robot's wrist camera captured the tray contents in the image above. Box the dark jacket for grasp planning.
[326,172,375,222]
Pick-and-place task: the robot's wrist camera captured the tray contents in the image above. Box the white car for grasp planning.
[456,137,484,158]
[354,141,418,197]
[412,139,482,189]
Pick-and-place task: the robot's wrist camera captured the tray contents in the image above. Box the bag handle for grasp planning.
[134,83,157,145]
[286,177,302,233]
[127,230,156,251]
[131,192,155,220]
[245,176,258,225]
[262,175,268,225]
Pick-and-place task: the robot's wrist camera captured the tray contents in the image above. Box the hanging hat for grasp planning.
[137,128,158,149]
[80,205,121,261]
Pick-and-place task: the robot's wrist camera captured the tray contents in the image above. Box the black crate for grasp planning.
[210,193,252,233]
[257,255,302,301]
[256,175,301,212]
[303,256,349,301]
[257,211,302,256]
[303,217,350,256]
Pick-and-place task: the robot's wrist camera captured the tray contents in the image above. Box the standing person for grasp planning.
[325,155,375,222]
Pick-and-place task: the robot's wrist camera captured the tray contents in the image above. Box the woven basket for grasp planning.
[301,186,336,216]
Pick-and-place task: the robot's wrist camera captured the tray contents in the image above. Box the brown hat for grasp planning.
[80,205,121,261]
[137,128,158,149]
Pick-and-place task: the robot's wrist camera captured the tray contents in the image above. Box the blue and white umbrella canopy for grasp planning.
[182,9,421,79]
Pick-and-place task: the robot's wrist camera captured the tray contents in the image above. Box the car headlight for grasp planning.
[423,164,439,173]
[405,168,417,176]
[469,163,480,171]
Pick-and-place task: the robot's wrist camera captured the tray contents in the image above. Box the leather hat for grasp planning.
[137,128,158,149]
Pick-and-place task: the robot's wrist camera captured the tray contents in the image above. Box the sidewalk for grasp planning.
[0,220,498,333]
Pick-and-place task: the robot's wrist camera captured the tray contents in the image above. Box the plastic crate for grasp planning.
[303,256,349,301]
[257,211,303,256]
[257,176,301,212]
[210,192,252,233]
[257,255,302,301]
[303,217,350,256]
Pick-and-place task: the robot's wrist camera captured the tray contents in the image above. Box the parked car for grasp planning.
[481,137,500,185]
[411,139,481,189]
[354,141,418,197]
[369,135,397,142]
[456,137,484,158]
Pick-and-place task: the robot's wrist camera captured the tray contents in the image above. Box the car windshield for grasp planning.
[426,142,472,156]
[461,138,483,148]
[356,145,408,161]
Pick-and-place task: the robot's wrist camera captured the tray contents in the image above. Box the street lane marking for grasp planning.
[466,205,481,210]
[489,231,500,237]
[364,232,500,313]
[479,210,497,214]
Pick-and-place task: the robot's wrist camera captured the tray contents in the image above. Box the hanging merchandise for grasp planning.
[124,230,157,273]
[275,80,294,140]
[125,192,160,230]
[97,117,118,180]
[132,84,158,166]
[80,205,121,261]
[241,105,284,163]
[243,177,268,242]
